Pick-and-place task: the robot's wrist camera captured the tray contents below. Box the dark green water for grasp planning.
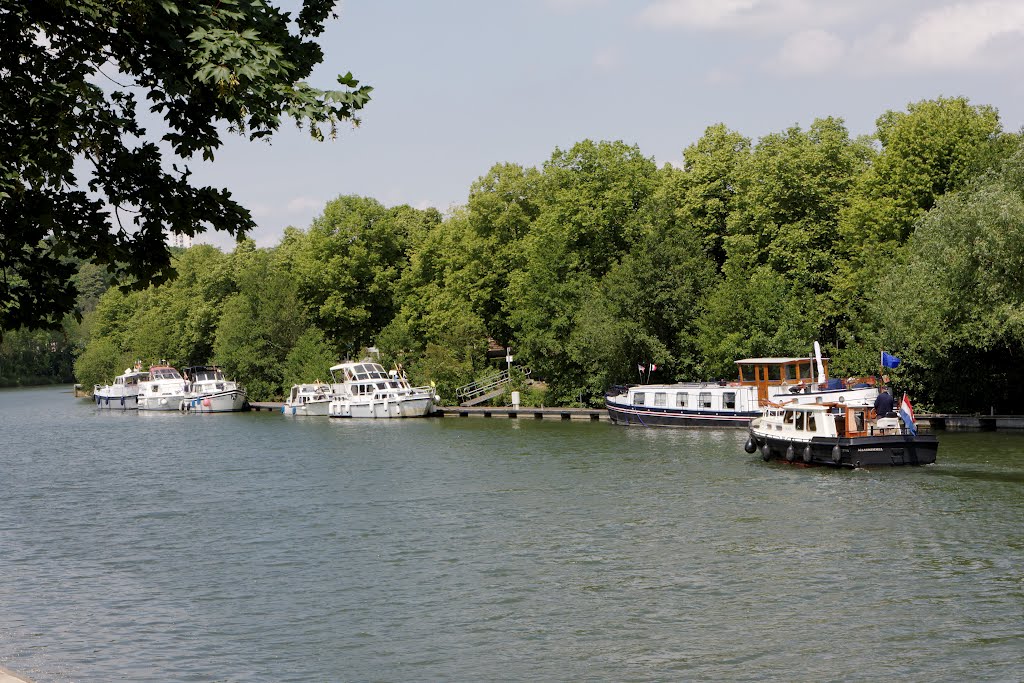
[1,386,1022,681]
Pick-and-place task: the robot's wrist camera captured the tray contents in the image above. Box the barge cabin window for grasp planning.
[699,392,712,409]
[723,392,736,409]
[634,392,646,406]
[654,392,666,407]
[676,392,688,408]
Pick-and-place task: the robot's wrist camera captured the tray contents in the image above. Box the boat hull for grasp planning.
[183,390,248,413]
[282,400,331,417]
[94,393,139,410]
[329,396,435,419]
[138,394,186,411]
[750,430,938,467]
[606,402,758,428]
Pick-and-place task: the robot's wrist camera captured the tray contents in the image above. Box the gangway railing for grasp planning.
[456,367,531,404]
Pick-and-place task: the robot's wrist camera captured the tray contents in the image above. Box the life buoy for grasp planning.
[785,443,796,462]
[802,444,812,463]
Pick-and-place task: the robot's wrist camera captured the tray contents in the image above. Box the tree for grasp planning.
[285,196,437,352]
[872,143,1024,412]
[0,0,371,334]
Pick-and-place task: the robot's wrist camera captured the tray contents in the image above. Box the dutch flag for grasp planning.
[899,393,917,435]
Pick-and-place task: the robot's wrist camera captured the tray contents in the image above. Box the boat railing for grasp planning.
[456,367,532,402]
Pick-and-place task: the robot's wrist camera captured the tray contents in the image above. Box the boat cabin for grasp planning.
[183,365,226,383]
[735,356,829,404]
[115,370,149,386]
[760,402,903,440]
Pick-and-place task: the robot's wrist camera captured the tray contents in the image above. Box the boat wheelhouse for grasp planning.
[94,366,150,410]
[327,361,437,419]
[283,383,333,417]
[746,401,938,467]
[138,365,188,411]
[605,351,879,428]
[182,365,248,413]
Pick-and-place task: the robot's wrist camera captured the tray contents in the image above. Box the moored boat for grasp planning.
[282,382,333,416]
[745,400,937,467]
[182,365,248,413]
[327,361,438,418]
[93,365,150,410]
[138,365,188,411]
[606,347,878,428]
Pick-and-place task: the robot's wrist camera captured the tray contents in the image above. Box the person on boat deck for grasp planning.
[874,386,895,417]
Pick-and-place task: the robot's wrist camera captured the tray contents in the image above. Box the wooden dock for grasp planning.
[436,406,609,421]
[248,401,608,421]
[248,402,1024,430]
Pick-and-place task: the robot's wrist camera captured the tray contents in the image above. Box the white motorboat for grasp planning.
[283,382,333,416]
[138,365,188,411]
[606,343,879,428]
[93,365,150,410]
[182,365,248,413]
[327,361,438,418]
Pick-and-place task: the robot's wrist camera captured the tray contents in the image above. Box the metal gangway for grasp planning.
[456,367,531,406]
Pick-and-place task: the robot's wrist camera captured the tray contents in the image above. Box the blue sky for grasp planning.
[189,0,1024,248]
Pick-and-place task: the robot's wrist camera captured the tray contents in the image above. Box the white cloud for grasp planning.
[894,1,1024,69]
[773,29,845,74]
[286,196,324,213]
[636,0,857,33]
[544,0,607,13]
[592,47,621,71]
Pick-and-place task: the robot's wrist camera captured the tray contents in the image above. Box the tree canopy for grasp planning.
[38,95,1024,412]
[0,0,370,332]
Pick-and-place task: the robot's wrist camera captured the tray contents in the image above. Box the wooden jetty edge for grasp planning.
[250,401,1024,429]
[249,401,609,421]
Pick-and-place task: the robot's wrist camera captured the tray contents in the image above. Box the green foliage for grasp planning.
[282,327,337,388]
[872,145,1024,412]
[73,336,132,393]
[1,0,370,333]
[213,246,306,400]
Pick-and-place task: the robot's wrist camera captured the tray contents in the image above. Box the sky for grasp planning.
[187,0,1024,248]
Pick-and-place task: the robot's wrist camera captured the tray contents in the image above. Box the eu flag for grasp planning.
[881,351,901,369]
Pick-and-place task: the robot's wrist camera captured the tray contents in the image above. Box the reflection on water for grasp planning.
[1,386,1023,682]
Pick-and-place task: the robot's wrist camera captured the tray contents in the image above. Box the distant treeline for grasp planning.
[18,96,1022,411]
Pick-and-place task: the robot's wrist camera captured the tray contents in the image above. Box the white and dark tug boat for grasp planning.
[182,365,248,413]
[745,401,938,467]
[606,347,879,428]
[327,361,438,419]
[94,365,150,410]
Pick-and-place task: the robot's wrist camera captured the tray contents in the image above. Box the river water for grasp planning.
[1,385,1022,682]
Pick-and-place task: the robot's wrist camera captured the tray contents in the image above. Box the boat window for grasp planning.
[723,392,736,409]
[798,362,812,380]
[855,411,865,431]
[785,364,798,380]
[807,414,816,432]
[676,392,687,408]
[376,382,387,390]
[699,392,712,408]
[740,365,756,382]
[784,410,794,424]
[654,392,666,407]
[634,392,646,406]
[767,365,781,381]
[795,412,804,430]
